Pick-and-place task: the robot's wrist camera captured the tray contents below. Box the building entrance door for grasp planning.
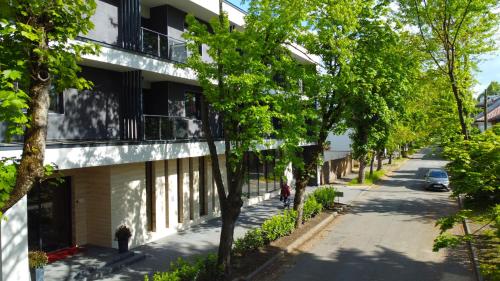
[27,177,72,252]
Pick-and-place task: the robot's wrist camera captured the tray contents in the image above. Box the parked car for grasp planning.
[424,169,450,191]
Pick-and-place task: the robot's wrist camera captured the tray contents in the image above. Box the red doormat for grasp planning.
[47,246,85,263]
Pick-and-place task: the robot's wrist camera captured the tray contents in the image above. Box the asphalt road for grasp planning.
[273,148,473,281]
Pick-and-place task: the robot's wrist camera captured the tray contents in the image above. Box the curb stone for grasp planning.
[458,195,483,281]
[237,207,345,281]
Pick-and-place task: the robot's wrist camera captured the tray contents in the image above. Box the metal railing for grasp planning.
[140,27,187,63]
[143,115,224,141]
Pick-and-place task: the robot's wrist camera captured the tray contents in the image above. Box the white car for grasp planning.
[424,169,450,191]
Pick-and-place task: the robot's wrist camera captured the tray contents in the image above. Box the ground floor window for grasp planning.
[145,161,156,231]
[27,177,72,252]
[199,157,207,216]
[244,149,281,198]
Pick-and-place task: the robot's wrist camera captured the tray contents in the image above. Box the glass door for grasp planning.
[28,177,72,252]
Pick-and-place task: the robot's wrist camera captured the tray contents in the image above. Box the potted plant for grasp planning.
[29,251,48,281]
[115,225,132,253]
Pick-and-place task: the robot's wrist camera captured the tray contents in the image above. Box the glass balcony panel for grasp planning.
[173,118,189,139]
[169,39,187,63]
[160,117,173,140]
[142,29,159,57]
[144,116,160,140]
[159,35,169,59]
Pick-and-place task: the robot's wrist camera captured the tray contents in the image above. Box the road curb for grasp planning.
[240,210,340,281]
[458,195,483,281]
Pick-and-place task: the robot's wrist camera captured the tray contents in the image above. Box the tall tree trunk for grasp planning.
[388,153,392,165]
[358,157,366,184]
[369,153,375,177]
[217,193,242,274]
[450,82,469,140]
[447,49,469,140]
[376,150,383,171]
[1,33,50,213]
[293,170,307,228]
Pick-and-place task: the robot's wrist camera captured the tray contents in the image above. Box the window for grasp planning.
[145,162,156,232]
[49,84,64,114]
[199,157,207,216]
[185,92,201,119]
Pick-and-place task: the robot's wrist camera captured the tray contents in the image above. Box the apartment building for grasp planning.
[0,1,329,280]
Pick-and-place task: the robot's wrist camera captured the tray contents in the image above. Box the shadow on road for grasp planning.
[277,245,471,281]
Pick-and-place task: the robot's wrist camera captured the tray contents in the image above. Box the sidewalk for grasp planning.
[102,176,368,280]
[49,176,368,281]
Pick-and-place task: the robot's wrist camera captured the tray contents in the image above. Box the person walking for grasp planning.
[280,182,291,209]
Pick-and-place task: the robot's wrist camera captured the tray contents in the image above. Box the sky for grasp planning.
[226,0,499,96]
[474,52,500,95]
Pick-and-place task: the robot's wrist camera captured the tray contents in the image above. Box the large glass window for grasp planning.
[258,153,268,193]
[248,152,260,197]
[199,157,207,216]
[48,84,64,114]
[185,92,201,119]
[145,162,156,232]
[28,177,72,252]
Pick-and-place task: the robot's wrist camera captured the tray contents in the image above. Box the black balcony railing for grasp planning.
[143,115,224,141]
[140,27,187,63]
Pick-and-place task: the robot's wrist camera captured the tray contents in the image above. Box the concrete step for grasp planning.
[72,251,146,280]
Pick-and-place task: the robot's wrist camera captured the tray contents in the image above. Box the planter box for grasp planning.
[30,267,44,281]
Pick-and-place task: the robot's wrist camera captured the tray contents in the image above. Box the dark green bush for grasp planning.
[312,187,337,210]
[303,196,323,222]
[261,210,297,242]
[145,254,223,281]
[233,228,265,255]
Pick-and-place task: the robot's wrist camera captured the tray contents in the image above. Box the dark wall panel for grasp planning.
[143,82,169,115]
[166,5,187,40]
[47,66,121,141]
[149,5,169,34]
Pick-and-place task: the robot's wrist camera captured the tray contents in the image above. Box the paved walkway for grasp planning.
[44,168,368,280]
[99,180,366,280]
[273,148,473,281]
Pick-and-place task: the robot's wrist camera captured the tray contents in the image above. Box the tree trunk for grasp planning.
[357,157,366,184]
[376,150,383,171]
[447,53,469,140]
[217,196,241,275]
[369,153,375,178]
[388,153,392,165]
[293,176,307,228]
[1,36,50,213]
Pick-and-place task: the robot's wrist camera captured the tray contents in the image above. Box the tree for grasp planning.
[278,0,365,228]
[0,0,98,213]
[433,124,500,279]
[347,3,417,183]
[182,0,305,273]
[398,0,499,140]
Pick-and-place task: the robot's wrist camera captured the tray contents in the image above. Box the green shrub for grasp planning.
[261,210,297,242]
[145,254,223,281]
[233,228,265,255]
[303,196,323,222]
[312,187,337,210]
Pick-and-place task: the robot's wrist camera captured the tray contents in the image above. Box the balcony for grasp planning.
[140,27,188,63]
[143,115,223,141]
